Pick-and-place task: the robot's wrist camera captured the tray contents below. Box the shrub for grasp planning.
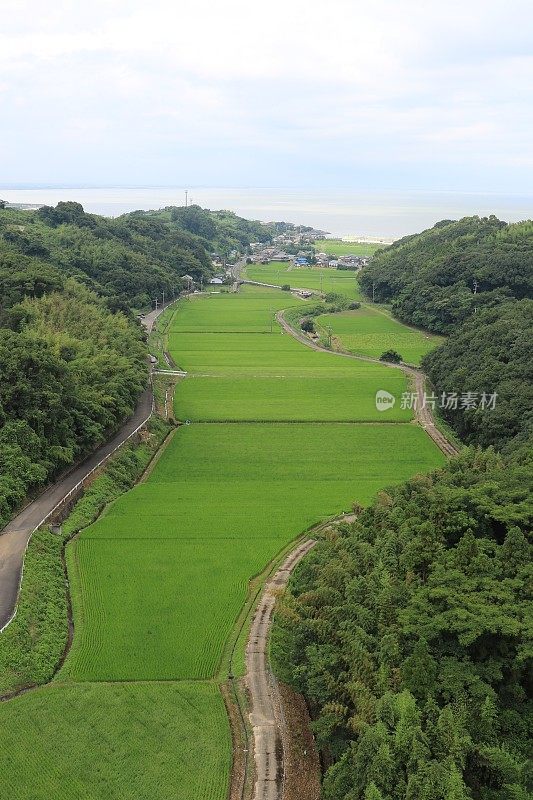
[380,349,402,363]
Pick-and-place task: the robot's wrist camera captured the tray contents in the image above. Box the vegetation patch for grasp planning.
[272,446,533,800]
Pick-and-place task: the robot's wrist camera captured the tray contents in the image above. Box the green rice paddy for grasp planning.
[0,283,446,799]
[318,305,444,365]
[0,681,230,800]
[245,260,362,298]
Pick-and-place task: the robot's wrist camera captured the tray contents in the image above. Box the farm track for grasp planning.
[246,539,317,800]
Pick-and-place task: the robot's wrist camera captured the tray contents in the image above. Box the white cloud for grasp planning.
[0,0,531,188]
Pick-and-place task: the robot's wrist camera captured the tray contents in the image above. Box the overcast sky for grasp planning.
[1,0,532,191]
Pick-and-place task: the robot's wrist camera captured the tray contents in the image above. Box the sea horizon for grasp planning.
[1,186,531,239]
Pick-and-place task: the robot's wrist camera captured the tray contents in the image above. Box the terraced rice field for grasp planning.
[0,283,446,799]
[245,260,362,298]
[318,305,444,365]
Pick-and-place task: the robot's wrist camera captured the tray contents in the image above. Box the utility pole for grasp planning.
[185,189,188,208]
[162,290,165,307]
[327,325,333,348]
[154,298,159,311]
[473,279,478,314]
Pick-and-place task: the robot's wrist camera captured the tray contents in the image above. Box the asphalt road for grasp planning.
[0,300,177,631]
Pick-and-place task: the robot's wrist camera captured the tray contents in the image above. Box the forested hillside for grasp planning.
[358,216,533,450]
[359,217,532,334]
[0,277,147,530]
[0,202,214,311]
[272,445,533,800]
[422,300,533,450]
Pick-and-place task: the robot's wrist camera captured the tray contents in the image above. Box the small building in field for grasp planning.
[209,277,224,284]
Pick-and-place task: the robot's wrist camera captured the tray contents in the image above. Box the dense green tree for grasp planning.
[272,446,532,800]
[359,217,532,334]
[422,299,533,449]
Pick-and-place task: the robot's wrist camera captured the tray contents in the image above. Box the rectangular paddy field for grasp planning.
[171,286,300,333]
[245,260,362,298]
[312,239,385,257]
[318,305,444,366]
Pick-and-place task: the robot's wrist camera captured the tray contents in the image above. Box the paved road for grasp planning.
[247,540,316,800]
[0,301,176,631]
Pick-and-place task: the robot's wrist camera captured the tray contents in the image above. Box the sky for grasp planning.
[1,0,532,191]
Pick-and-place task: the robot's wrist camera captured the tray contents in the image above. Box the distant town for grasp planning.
[209,229,371,284]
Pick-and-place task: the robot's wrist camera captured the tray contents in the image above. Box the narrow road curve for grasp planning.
[247,539,316,800]
[0,300,177,631]
[277,310,458,457]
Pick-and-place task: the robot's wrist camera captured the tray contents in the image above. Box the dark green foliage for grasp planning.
[272,446,533,800]
[168,204,274,251]
[0,279,147,530]
[359,217,532,335]
[301,317,315,333]
[0,204,215,309]
[423,299,533,449]
[380,350,403,363]
[282,284,291,291]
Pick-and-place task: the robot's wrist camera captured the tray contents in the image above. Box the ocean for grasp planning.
[0,187,531,239]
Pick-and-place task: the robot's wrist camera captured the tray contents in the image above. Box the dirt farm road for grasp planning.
[247,539,317,800]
